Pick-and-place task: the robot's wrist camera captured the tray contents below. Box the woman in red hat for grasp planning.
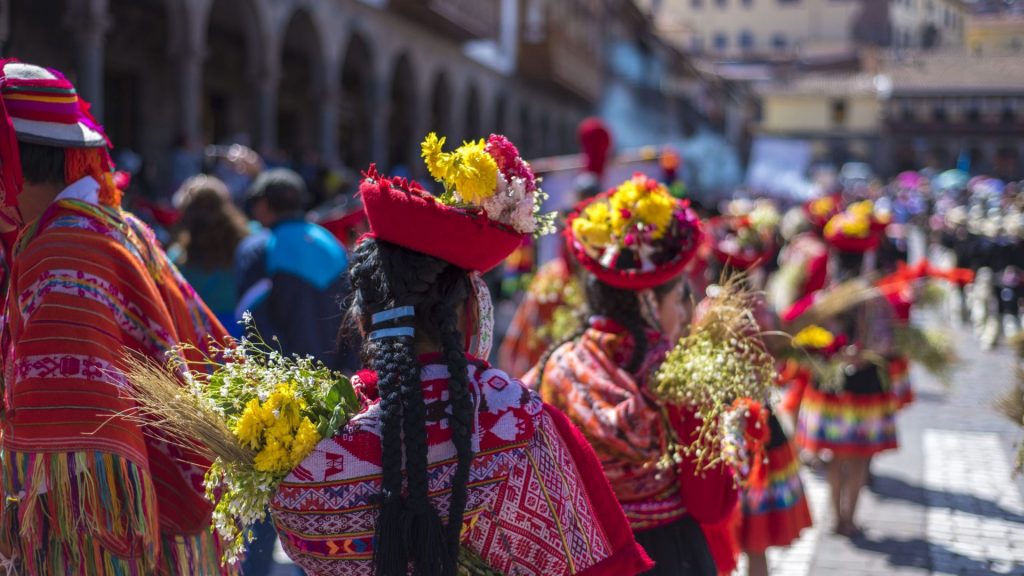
[267,134,652,576]
[527,174,737,576]
[795,200,899,537]
[709,210,813,576]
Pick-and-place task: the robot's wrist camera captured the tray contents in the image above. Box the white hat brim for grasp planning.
[12,117,106,148]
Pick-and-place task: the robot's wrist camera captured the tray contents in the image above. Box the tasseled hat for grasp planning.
[0,59,120,226]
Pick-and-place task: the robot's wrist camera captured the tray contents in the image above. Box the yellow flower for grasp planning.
[289,418,320,467]
[793,325,835,349]
[254,438,291,474]
[421,132,454,183]
[840,217,870,238]
[573,201,614,248]
[847,200,874,218]
[572,218,612,249]
[634,191,674,239]
[449,140,498,204]
[233,398,266,450]
[420,134,498,205]
[809,197,835,217]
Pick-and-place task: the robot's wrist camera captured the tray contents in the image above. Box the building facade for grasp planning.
[755,72,885,166]
[881,53,1024,179]
[964,13,1024,55]
[889,0,965,49]
[0,0,602,196]
[642,0,865,56]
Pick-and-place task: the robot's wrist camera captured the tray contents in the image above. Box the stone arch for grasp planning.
[202,0,268,146]
[277,7,325,162]
[465,83,481,139]
[494,93,508,136]
[338,31,374,169]
[105,0,185,194]
[3,0,74,72]
[387,52,417,171]
[429,71,453,136]
[519,103,533,158]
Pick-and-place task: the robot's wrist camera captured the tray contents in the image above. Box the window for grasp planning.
[739,30,754,50]
[772,34,788,49]
[778,0,799,5]
[933,104,947,123]
[742,0,753,7]
[714,32,728,51]
[716,0,727,7]
[831,99,847,126]
[691,0,703,8]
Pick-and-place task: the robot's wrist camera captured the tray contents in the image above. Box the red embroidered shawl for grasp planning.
[271,357,652,576]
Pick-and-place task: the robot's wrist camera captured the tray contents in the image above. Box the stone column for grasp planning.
[369,67,390,167]
[255,70,280,157]
[72,0,109,120]
[318,69,340,166]
[177,40,205,149]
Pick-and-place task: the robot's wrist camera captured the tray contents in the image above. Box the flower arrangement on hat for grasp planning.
[823,200,884,252]
[712,202,780,269]
[566,173,702,290]
[120,317,359,564]
[421,132,555,236]
[805,195,840,229]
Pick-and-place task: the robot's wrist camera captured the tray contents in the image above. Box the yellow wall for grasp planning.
[761,94,881,134]
[965,17,1024,55]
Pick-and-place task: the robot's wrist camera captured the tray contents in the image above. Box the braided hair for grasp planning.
[346,238,475,576]
[539,275,681,377]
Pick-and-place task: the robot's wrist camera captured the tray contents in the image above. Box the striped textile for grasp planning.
[1,198,231,575]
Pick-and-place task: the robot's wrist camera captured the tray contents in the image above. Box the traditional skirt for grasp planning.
[635,515,717,576]
[796,365,899,457]
[739,413,813,553]
[889,356,914,408]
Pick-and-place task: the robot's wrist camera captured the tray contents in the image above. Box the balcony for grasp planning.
[519,30,602,103]
[389,0,502,41]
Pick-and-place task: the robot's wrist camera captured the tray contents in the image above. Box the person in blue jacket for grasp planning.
[234,168,357,574]
[235,168,355,370]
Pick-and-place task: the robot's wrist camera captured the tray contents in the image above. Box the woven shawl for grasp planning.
[1,199,231,575]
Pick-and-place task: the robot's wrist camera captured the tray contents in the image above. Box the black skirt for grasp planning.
[635,515,717,576]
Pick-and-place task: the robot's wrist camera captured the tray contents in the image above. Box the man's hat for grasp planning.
[2,62,107,148]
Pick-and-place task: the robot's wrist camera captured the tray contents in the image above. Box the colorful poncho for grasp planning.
[527,319,738,531]
[1,195,230,575]
[271,355,652,576]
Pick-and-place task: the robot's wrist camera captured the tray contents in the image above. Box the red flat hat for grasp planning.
[359,166,523,272]
[826,232,880,253]
[711,245,771,270]
[565,183,702,291]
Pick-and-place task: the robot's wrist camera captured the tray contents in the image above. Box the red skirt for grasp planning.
[739,414,813,553]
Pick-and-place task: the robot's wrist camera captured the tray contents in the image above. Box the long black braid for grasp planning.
[430,266,473,566]
[346,238,476,576]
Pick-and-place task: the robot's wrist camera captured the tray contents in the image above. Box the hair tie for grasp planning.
[369,327,415,340]
[371,306,415,326]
